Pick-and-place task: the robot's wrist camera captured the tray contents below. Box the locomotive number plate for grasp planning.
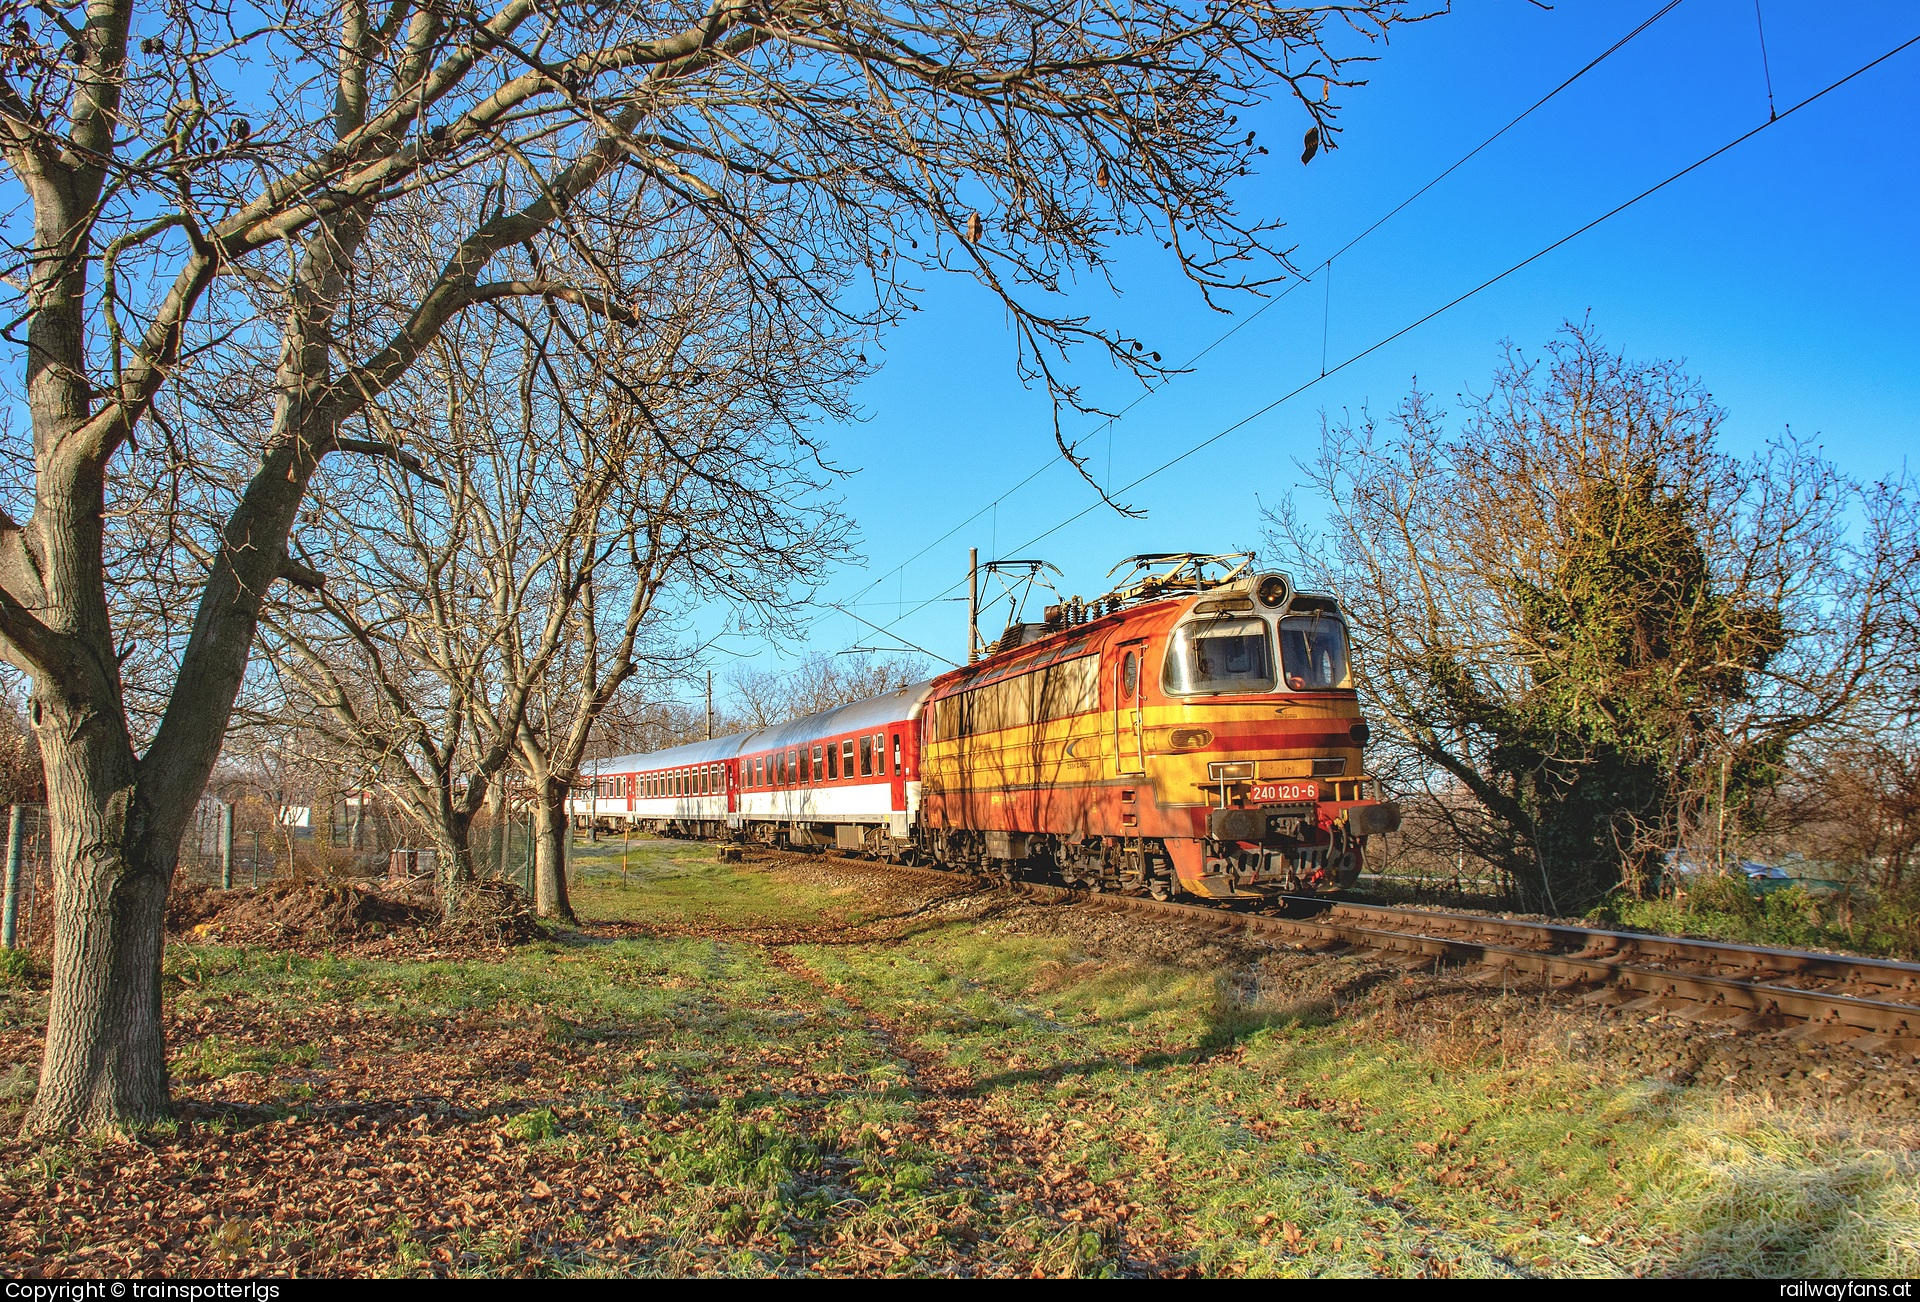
[1250,781,1319,804]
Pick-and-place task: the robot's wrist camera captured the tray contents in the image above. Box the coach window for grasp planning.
[858,735,873,776]
[840,739,854,776]
[872,733,884,774]
[826,742,838,780]
[812,745,824,780]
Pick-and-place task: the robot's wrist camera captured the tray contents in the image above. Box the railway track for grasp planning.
[741,846,1920,1052]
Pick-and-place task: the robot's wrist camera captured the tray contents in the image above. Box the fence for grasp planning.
[2,801,555,954]
[382,811,541,892]
[1,804,52,954]
[469,809,540,893]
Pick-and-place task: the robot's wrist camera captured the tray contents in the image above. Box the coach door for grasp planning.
[1113,641,1146,776]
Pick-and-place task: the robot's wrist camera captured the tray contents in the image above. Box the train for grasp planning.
[569,554,1401,899]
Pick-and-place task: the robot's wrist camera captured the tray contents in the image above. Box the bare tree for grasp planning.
[725,652,929,729]
[0,0,1407,1131]
[259,256,853,921]
[1268,324,1917,912]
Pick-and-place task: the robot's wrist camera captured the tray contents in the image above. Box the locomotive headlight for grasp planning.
[1169,728,1213,750]
[1208,761,1253,781]
[1254,572,1292,609]
[1349,722,1371,746]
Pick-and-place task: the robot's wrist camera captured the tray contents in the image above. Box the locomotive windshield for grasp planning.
[1278,614,1352,691]
[1162,616,1275,695]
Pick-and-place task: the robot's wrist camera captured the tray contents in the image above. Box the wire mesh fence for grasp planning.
[1,799,554,954]
[2,804,52,955]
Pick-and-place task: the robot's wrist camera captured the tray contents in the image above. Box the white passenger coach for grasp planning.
[570,682,934,854]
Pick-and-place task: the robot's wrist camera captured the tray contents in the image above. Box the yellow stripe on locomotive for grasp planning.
[918,559,1400,898]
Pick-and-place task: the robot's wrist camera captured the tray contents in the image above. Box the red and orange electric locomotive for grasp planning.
[572,554,1401,899]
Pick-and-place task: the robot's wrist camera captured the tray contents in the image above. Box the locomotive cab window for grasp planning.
[1162,616,1275,695]
[1278,614,1352,691]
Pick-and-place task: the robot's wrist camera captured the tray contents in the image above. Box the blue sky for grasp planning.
[714,0,1920,680]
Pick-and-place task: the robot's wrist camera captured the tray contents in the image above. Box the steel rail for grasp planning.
[741,847,1920,1042]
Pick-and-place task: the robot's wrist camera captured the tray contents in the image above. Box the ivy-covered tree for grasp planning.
[1270,324,1915,912]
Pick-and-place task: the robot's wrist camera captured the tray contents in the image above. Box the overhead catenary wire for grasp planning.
[804,0,1690,645]
[832,28,1920,658]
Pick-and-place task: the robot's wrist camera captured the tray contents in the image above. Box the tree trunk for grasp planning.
[435,813,479,925]
[533,781,577,923]
[22,701,172,1133]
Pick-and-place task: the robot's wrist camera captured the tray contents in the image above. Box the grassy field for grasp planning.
[4,837,1917,1277]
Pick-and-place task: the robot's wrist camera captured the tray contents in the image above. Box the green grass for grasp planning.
[1595,875,1920,960]
[554,843,1919,1277]
[9,836,1913,1277]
